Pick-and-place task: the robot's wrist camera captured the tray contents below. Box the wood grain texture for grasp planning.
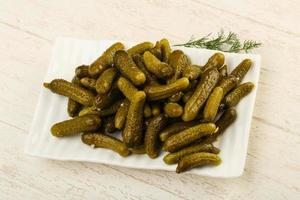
[0,0,299,199]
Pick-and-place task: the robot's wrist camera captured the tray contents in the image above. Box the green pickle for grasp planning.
[123,91,146,147]
[219,64,228,77]
[182,69,220,121]
[160,38,172,62]
[159,121,198,142]
[67,76,82,117]
[144,78,189,101]
[132,54,160,86]
[94,84,122,109]
[44,79,95,106]
[218,75,238,97]
[145,114,168,158]
[143,103,152,118]
[231,59,252,84]
[89,42,124,78]
[114,50,146,86]
[203,87,224,122]
[114,99,130,129]
[130,145,146,154]
[182,65,202,81]
[176,152,221,173]
[167,50,189,84]
[182,91,193,103]
[224,82,254,107]
[163,143,220,164]
[81,133,130,157]
[79,106,101,116]
[151,103,161,116]
[51,115,101,137]
[202,53,225,72]
[103,116,117,133]
[162,123,216,152]
[164,102,183,118]
[143,51,173,79]
[75,65,89,78]
[96,67,118,94]
[99,100,123,117]
[168,92,184,102]
[80,77,96,91]
[117,77,138,102]
[127,42,154,56]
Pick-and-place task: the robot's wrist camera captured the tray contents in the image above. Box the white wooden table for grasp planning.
[0,1,299,199]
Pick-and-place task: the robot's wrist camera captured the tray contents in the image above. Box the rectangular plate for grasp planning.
[25,37,260,178]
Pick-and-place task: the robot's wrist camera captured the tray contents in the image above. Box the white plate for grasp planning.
[25,37,260,178]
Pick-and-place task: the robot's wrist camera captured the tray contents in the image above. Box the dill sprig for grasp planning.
[174,30,261,53]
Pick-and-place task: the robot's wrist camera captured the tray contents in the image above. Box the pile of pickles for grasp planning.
[44,39,254,173]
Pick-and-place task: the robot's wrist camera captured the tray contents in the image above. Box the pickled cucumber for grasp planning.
[130,145,146,154]
[218,75,238,97]
[168,92,184,103]
[160,38,171,62]
[151,103,161,116]
[145,114,168,158]
[176,152,221,173]
[202,53,225,72]
[80,77,96,91]
[219,64,228,77]
[144,78,189,101]
[167,50,189,84]
[182,69,220,121]
[182,65,202,81]
[182,91,193,103]
[67,76,82,117]
[143,103,152,118]
[163,143,220,164]
[75,65,89,78]
[99,100,123,117]
[203,87,224,122]
[224,82,254,107]
[132,54,160,86]
[94,84,122,109]
[143,51,174,79]
[81,133,130,157]
[103,116,117,133]
[79,106,101,116]
[123,91,146,147]
[231,59,252,84]
[114,99,130,129]
[127,42,154,56]
[44,79,95,106]
[117,76,138,102]
[162,123,216,152]
[114,50,146,86]
[96,67,118,94]
[159,121,198,142]
[89,42,124,78]
[51,115,101,137]
[164,102,183,118]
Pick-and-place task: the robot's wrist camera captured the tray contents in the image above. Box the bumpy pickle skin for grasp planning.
[218,75,238,97]
[127,42,154,56]
[202,53,225,72]
[132,54,160,86]
[96,67,118,94]
[224,82,254,107]
[75,65,89,78]
[231,59,252,84]
[44,79,95,106]
[79,106,101,116]
[202,108,237,143]
[94,84,122,109]
[145,114,168,158]
[167,50,189,84]
[176,152,221,173]
[67,76,82,117]
[143,103,152,118]
[159,121,198,142]
[163,143,220,164]
[164,103,183,118]
[143,51,174,79]
[117,77,138,102]
[88,42,124,78]
[123,91,146,147]
[51,115,101,137]
[162,123,216,152]
[103,116,117,133]
[160,38,172,62]
[144,77,190,101]
[130,145,146,154]
[99,100,123,117]
[80,77,96,91]
[114,99,130,129]
[203,87,224,122]
[114,50,146,86]
[182,69,220,122]
[168,92,184,103]
[182,65,202,81]
[81,133,130,157]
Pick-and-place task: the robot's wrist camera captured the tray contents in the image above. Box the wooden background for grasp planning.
[0,0,299,199]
